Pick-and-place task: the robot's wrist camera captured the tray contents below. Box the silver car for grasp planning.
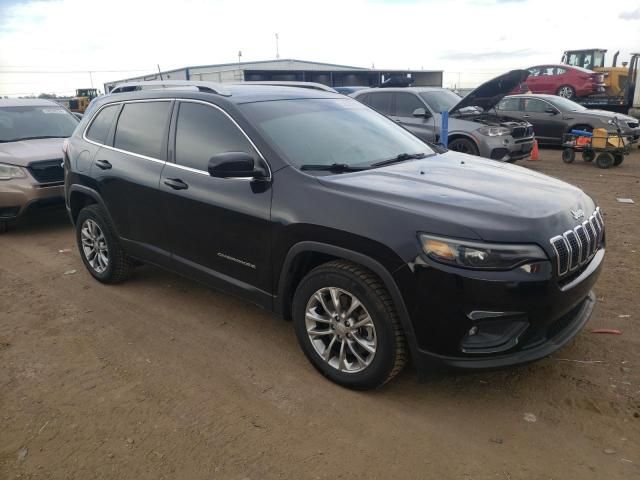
[0,99,78,232]
[352,70,535,162]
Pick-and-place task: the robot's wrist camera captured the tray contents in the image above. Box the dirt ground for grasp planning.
[1,147,639,480]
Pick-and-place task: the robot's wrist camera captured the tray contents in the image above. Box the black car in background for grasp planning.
[64,82,604,389]
[497,94,640,145]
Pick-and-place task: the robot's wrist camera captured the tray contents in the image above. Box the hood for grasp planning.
[450,70,530,115]
[0,138,65,167]
[318,152,595,244]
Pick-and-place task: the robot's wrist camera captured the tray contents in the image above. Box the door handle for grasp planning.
[163,178,189,190]
[523,115,532,118]
[95,159,112,170]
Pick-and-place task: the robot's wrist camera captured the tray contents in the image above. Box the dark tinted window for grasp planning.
[114,101,171,159]
[86,105,118,144]
[523,98,549,113]
[175,102,255,171]
[395,93,424,117]
[497,97,521,111]
[364,92,393,115]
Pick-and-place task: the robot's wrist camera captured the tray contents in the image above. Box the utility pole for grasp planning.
[238,50,242,65]
[88,71,94,87]
[275,33,280,59]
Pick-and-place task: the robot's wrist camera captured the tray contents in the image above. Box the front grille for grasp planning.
[550,208,604,277]
[28,159,63,184]
[511,126,534,139]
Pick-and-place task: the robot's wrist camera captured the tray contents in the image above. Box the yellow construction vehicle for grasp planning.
[68,88,98,113]
[561,49,636,97]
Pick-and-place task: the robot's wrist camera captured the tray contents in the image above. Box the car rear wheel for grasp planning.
[292,260,407,390]
[557,85,576,99]
[448,138,479,156]
[596,152,614,169]
[0,221,7,234]
[76,204,134,284]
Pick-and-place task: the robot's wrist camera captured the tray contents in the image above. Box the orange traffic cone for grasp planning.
[529,139,539,161]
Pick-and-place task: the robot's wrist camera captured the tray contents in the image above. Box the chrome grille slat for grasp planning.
[550,207,604,277]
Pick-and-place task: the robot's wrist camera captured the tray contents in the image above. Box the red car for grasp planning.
[519,64,605,99]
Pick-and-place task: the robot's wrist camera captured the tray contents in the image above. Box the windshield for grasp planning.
[419,90,462,113]
[0,105,78,142]
[240,98,433,168]
[548,96,587,112]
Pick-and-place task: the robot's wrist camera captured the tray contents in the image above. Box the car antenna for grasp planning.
[157,64,164,81]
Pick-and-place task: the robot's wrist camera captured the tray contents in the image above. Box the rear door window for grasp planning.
[497,97,521,111]
[523,98,549,113]
[363,92,393,115]
[394,93,424,117]
[174,101,256,171]
[113,101,172,159]
[86,105,118,144]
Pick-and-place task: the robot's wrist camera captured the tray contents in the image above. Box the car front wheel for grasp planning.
[292,260,407,390]
[448,138,479,156]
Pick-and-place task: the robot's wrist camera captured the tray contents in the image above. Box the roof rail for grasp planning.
[233,81,338,93]
[109,80,232,96]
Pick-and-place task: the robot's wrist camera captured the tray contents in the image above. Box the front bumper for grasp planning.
[0,176,64,221]
[478,135,534,162]
[394,247,604,373]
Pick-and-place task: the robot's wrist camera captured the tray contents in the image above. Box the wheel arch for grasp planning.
[68,185,118,235]
[276,241,419,361]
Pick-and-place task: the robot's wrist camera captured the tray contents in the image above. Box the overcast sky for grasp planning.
[1,0,639,96]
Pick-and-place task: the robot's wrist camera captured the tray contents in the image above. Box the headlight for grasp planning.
[419,234,547,270]
[0,163,26,181]
[477,126,511,137]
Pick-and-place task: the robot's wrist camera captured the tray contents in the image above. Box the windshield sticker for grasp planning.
[41,108,67,114]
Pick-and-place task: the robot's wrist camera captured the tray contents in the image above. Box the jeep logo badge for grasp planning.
[570,208,585,220]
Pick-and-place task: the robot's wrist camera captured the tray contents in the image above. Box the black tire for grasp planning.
[582,150,595,162]
[562,148,575,163]
[448,138,479,156]
[557,85,576,99]
[292,260,407,390]
[596,152,614,169]
[613,154,624,166]
[0,221,7,234]
[76,204,133,284]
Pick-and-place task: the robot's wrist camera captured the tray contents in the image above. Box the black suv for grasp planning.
[64,81,605,390]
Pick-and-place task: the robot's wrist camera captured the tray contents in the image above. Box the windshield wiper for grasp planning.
[300,163,370,173]
[370,152,427,168]
[0,135,66,143]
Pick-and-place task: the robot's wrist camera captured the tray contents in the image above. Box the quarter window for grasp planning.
[394,93,424,117]
[86,105,118,144]
[113,101,172,159]
[175,102,256,171]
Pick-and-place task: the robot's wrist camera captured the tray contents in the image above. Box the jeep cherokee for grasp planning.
[64,81,604,390]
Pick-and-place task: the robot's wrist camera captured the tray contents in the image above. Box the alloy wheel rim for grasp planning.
[559,87,572,98]
[80,219,109,273]
[305,287,377,373]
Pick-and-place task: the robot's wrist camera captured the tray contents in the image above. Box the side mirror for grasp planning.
[208,152,267,180]
[413,107,430,118]
[545,107,558,115]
